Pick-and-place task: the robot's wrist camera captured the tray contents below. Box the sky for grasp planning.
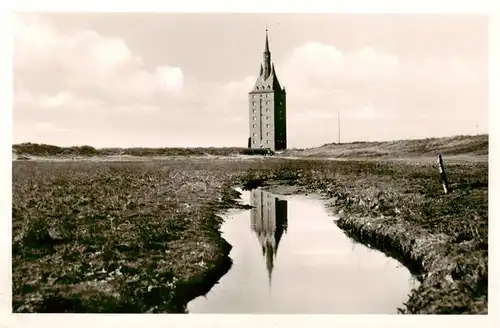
[12,13,488,148]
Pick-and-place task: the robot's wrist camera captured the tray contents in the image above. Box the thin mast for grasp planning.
[337,108,341,144]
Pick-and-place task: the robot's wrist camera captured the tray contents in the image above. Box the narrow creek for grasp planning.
[188,188,419,314]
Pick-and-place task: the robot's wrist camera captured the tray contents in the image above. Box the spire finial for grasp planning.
[262,27,271,79]
[264,27,270,53]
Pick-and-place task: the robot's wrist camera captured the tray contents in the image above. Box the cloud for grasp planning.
[34,122,68,133]
[155,67,184,92]
[14,15,133,80]
[347,106,377,120]
[13,14,487,148]
[276,41,486,146]
[13,14,184,104]
[13,14,204,147]
[281,42,482,91]
[281,43,401,90]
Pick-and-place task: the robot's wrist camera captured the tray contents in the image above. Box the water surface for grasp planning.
[188,188,418,314]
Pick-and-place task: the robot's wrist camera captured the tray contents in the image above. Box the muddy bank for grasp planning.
[168,189,253,313]
[155,215,234,313]
[261,182,487,314]
[240,159,487,314]
[335,215,487,314]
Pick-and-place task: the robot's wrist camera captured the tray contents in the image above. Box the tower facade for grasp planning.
[248,30,287,151]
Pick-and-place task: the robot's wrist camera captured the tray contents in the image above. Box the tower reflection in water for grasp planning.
[250,189,288,286]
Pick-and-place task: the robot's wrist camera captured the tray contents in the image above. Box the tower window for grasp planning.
[266,132,271,136]
[266,124,270,128]
[253,133,257,136]
[252,116,256,121]
[252,124,257,128]
[252,140,256,144]
[266,116,270,120]
[266,140,271,144]
[256,86,259,90]
[266,108,270,112]
[252,109,256,113]
[252,101,256,105]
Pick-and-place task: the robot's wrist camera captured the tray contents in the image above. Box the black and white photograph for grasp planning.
[2,2,498,327]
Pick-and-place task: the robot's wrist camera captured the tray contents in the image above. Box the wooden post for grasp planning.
[437,154,449,194]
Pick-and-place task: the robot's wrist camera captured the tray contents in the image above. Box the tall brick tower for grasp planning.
[248,29,287,151]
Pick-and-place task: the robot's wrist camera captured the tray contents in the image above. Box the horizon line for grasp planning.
[11,133,488,150]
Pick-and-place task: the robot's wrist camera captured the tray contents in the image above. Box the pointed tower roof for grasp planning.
[264,28,270,53]
[265,241,275,287]
[249,28,284,94]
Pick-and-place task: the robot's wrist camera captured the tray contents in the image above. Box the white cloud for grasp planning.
[276,41,486,147]
[38,91,75,108]
[281,43,401,90]
[222,76,255,92]
[347,106,377,120]
[14,16,133,80]
[34,122,68,133]
[155,66,184,92]
[14,91,105,112]
[13,14,487,148]
[13,14,184,103]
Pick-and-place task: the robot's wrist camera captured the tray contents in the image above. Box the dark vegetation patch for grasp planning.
[240,148,275,156]
[13,143,100,157]
[13,143,275,158]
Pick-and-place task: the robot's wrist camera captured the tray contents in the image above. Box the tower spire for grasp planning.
[262,28,271,79]
[264,27,270,53]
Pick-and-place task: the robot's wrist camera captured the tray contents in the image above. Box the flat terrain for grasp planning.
[13,134,487,161]
[11,135,488,313]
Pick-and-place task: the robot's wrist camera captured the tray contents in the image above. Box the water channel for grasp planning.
[188,188,419,314]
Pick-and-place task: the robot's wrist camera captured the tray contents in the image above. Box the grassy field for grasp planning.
[282,134,488,159]
[12,159,258,312]
[12,135,488,314]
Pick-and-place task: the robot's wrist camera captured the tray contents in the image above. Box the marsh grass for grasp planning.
[12,159,258,312]
[13,156,487,313]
